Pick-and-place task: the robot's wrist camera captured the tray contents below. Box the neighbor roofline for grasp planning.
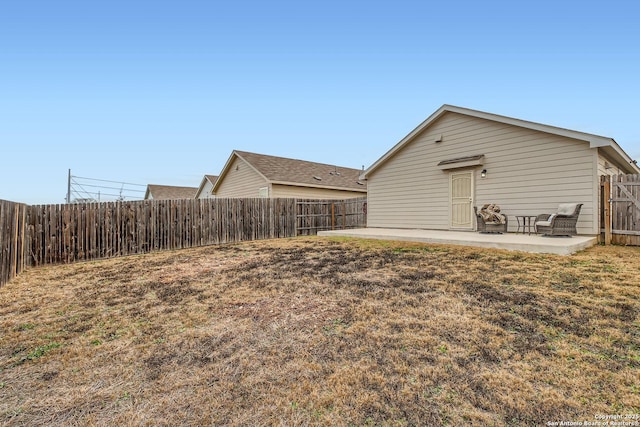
[360,104,638,179]
[270,180,367,192]
[214,150,368,192]
[194,176,206,199]
[212,150,269,194]
[195,175,214,199]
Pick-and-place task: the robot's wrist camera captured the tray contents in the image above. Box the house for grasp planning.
[144,184,198,200]
[360,105,640,235]
[194,175,219,199]
[212,150,367,199]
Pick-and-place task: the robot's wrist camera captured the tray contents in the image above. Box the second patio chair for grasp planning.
[535,203,583,236]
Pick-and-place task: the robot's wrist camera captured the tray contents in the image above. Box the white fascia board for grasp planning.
[271,181,367,193]
[361,104,629,178]
[444,105,616,147]
[603,139,640,173]
[361,105,449,179]
[194,176,210,199]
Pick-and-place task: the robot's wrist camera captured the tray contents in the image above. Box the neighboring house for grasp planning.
[361,105,640,235]
[194,175,219,199]
[144,184,198,200]
[212,150,367,199]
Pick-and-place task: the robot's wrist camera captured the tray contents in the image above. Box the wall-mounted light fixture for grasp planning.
[481,169,487,178]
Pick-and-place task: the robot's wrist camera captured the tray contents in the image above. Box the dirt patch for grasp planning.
[1,237,638,426]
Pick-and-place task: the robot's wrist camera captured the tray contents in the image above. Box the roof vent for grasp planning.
[356,181,364,185]
[329,170,341,176]
[313,176,322,181]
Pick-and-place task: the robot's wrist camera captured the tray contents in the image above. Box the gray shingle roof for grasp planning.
[204,175,219,185]
[145,184,198,200]
[233,150,367,192]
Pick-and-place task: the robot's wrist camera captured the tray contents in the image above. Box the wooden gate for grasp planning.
[600,175,640,245]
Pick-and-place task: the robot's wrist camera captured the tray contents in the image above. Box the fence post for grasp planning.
[331,203,335,230]
[603,178,611,245]
[12,204,19,278]
[294,199,299,236]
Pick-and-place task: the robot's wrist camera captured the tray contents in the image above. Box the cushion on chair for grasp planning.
[536,214,555,227]
[556,203,577,216]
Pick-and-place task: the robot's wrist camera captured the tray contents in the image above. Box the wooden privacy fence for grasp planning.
[600,174,640,245]
[0,200,29,287]
[27,198,299,266]
[296,197,367,235]
[0,197,367,288]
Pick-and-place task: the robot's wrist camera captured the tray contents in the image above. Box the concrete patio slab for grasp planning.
[318,228,597,255]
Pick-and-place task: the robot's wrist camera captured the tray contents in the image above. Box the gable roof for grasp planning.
[194,174,219,199]
[144,184,198,200]
[361,104,640,179]
[213,150,367,193]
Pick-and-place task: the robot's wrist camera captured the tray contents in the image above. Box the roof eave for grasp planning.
[599,144,640,174]
[271,180,367,193]
[361,105,450,179]
[362,104,636,178]
[194,175,210,199]
[212,150,269,193]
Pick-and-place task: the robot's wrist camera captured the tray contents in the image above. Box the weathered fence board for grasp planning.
[25,198,299,268]
[600,174,640,246]
[296,197,367,235]
[0,197,366,287]
[0,200,29,287]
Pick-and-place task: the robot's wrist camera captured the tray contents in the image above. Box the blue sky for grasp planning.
[1,0,639,204]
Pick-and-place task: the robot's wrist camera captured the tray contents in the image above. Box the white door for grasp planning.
[450,171,474,230]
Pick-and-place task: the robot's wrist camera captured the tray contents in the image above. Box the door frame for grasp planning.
[449,170,475,230]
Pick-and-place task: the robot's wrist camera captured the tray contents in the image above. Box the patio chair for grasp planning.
[475,205,508,234]
[534,203,583,236]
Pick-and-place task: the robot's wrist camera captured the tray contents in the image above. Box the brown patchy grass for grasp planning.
[0,237,639,426]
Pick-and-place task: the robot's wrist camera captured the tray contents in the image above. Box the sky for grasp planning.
[1,0,639,204]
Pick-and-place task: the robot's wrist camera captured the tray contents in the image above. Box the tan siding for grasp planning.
[196,180,215,199]
[215,157,269,197]
[272,184,365,199]
[367,112,599,234]
[215,157,366,199]
[597,151,626,177]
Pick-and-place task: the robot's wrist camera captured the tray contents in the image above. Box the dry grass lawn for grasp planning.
[1,237,639,426]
